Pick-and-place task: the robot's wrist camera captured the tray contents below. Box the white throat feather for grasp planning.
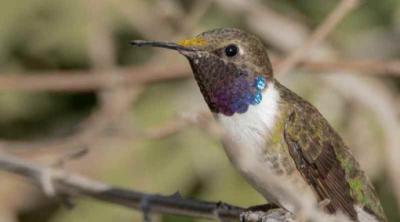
[216,81,280,169]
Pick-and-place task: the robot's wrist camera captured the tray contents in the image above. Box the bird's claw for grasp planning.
[240,210,267,222]
[240,203,280,222]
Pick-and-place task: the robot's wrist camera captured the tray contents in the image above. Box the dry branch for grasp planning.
[0,151,296,222]
[0,65,189,92]
[275,0,360,76]
[1,59,400,93]
[294,59,400,76]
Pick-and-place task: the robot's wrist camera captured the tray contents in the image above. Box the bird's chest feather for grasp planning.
[216,83,314,207]
[217,83,280,172]
[216,84,284,196]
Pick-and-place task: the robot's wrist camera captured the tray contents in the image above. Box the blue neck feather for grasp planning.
[211,74,266,116]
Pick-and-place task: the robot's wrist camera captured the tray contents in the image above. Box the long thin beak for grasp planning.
[130,40,198,52]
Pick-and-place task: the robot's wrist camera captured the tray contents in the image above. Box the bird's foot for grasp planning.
[240,203,280,222]
[240,208,294,222]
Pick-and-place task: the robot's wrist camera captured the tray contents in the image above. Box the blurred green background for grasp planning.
[0,0,399,222]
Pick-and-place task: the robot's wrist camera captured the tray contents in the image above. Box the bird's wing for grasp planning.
[283,104,359,220]
[276,80,387,222]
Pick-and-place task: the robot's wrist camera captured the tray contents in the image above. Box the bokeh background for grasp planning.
[0,0,399,221]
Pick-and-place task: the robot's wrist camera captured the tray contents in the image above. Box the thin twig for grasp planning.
[275,0,360,76]
[0,65,189,92]
[2,58,400,93]
[293,59,400,76]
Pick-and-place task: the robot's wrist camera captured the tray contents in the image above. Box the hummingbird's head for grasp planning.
[131,28,274,116]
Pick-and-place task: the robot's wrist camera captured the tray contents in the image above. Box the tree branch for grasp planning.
[275,0,360,76]
[1,58,400,93]
[0,151,296,222]
[294,59,400,76]
[0,64,189,92]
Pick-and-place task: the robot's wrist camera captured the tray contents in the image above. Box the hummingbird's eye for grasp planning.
[224,44,239,57]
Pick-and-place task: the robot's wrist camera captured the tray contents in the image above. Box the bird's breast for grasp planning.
[216,83,317,210]
[216,82,279,171]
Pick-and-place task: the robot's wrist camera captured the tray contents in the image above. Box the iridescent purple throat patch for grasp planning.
[210,74,266,116]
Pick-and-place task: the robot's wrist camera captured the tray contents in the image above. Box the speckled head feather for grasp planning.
[179,28,274,116]
[131,28,273,116]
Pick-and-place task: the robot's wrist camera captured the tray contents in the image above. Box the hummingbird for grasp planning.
[131,28,387,222]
